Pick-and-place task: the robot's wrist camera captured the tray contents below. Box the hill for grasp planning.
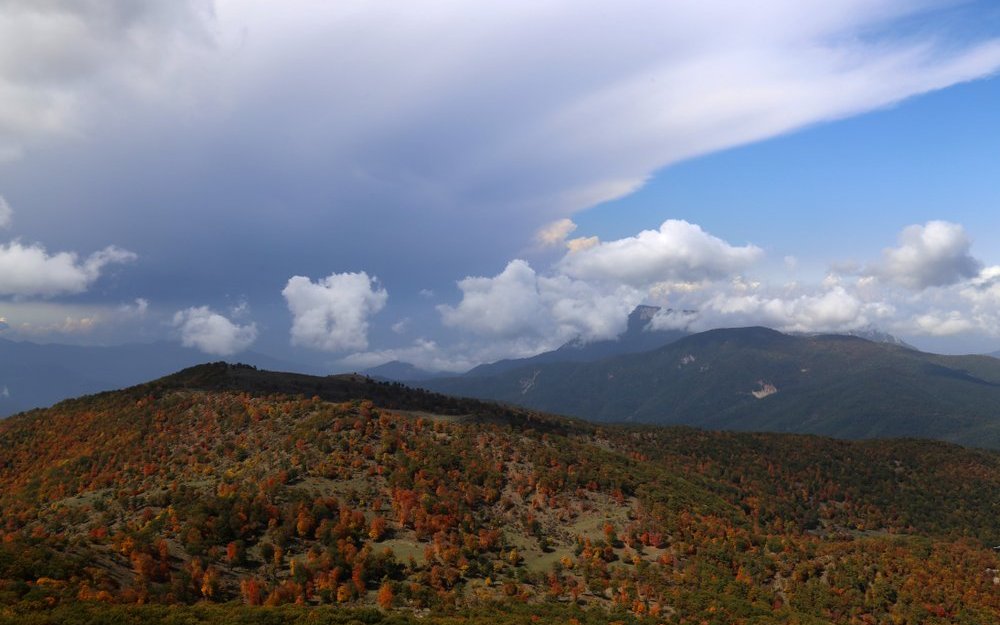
[362,360,449,382]
[0,339,320,417]
[2,363,1000,623]
[423,327,1000,449]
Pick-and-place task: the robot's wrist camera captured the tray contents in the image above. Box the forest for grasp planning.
[1,363,999,624]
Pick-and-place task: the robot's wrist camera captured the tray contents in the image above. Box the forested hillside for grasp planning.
[1,363,999,624]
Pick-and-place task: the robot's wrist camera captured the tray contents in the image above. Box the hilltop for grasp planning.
[0,339,321,418]
[2,363,1000,623]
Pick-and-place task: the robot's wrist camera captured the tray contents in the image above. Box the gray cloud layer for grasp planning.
[1,2,999,360]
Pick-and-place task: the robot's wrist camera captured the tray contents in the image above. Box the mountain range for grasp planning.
[423,326,1000,449]
[2,362,999,623]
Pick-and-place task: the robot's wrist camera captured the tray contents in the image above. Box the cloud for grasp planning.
[0,317,8,331]
[688,284,893,334]
[558,219,762,286]
[0,241,136,298]
[0,195,11,228]
[536,218,577,247]
[282,271,388,352]
[871,221,981,290]
[0,1,212,158]
[439,260,548,338]
[173,306,257,355]
[907,311,977,337]
[366,217,1000,369]
[7,2,999,266]
[566,236,600,253]
[439,259,645,346]
[118,297,149,317]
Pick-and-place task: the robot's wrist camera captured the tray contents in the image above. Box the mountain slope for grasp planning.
[424,327,1000,448]
[2,363,1000,623]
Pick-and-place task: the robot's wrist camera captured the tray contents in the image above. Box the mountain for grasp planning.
[362,360,449,381]
[0,338,320,417]
[2,362,1000,623]
[463,305,690,378]
[423,326,1000,449]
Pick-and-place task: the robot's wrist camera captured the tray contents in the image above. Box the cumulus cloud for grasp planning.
[283,271,388,352]
[173,306,257,355]
[439,221,769,355]
[438,259,642,346]
[558,220,762,286]
[0,241,136,298]
[871,221,981,290]
[0,195,11,228]
[691,284,892,334]
[906,311,976,337]
[536,218,577,247]
[439,260,548,338]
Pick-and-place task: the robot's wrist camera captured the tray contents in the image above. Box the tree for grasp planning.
[377,581,394,609]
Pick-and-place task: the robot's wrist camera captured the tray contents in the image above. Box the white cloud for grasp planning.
[691,284,892,334]
[558,220,762,286]
[536,218,577,247]
[439,260,548,338]
[439,258,645,346]
[0,195,11,228]
[173,306,257,356]
[391,318,410,334]
[906,311,976,336]
[872,220,981,289]
[0,241,136,297]
[282,271,388,352]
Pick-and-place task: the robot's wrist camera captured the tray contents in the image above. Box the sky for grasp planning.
[1,0,999,371]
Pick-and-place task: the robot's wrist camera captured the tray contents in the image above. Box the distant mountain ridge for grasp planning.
[361,305,691,381]
[423,325,1000,449]
[363,360,449,382]
[366,307,914,383]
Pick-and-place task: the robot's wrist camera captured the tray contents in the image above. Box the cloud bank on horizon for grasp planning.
[341,218,1000,371]
[0,1,999,368]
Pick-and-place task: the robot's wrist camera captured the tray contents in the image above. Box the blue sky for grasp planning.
[1,1,999,370]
